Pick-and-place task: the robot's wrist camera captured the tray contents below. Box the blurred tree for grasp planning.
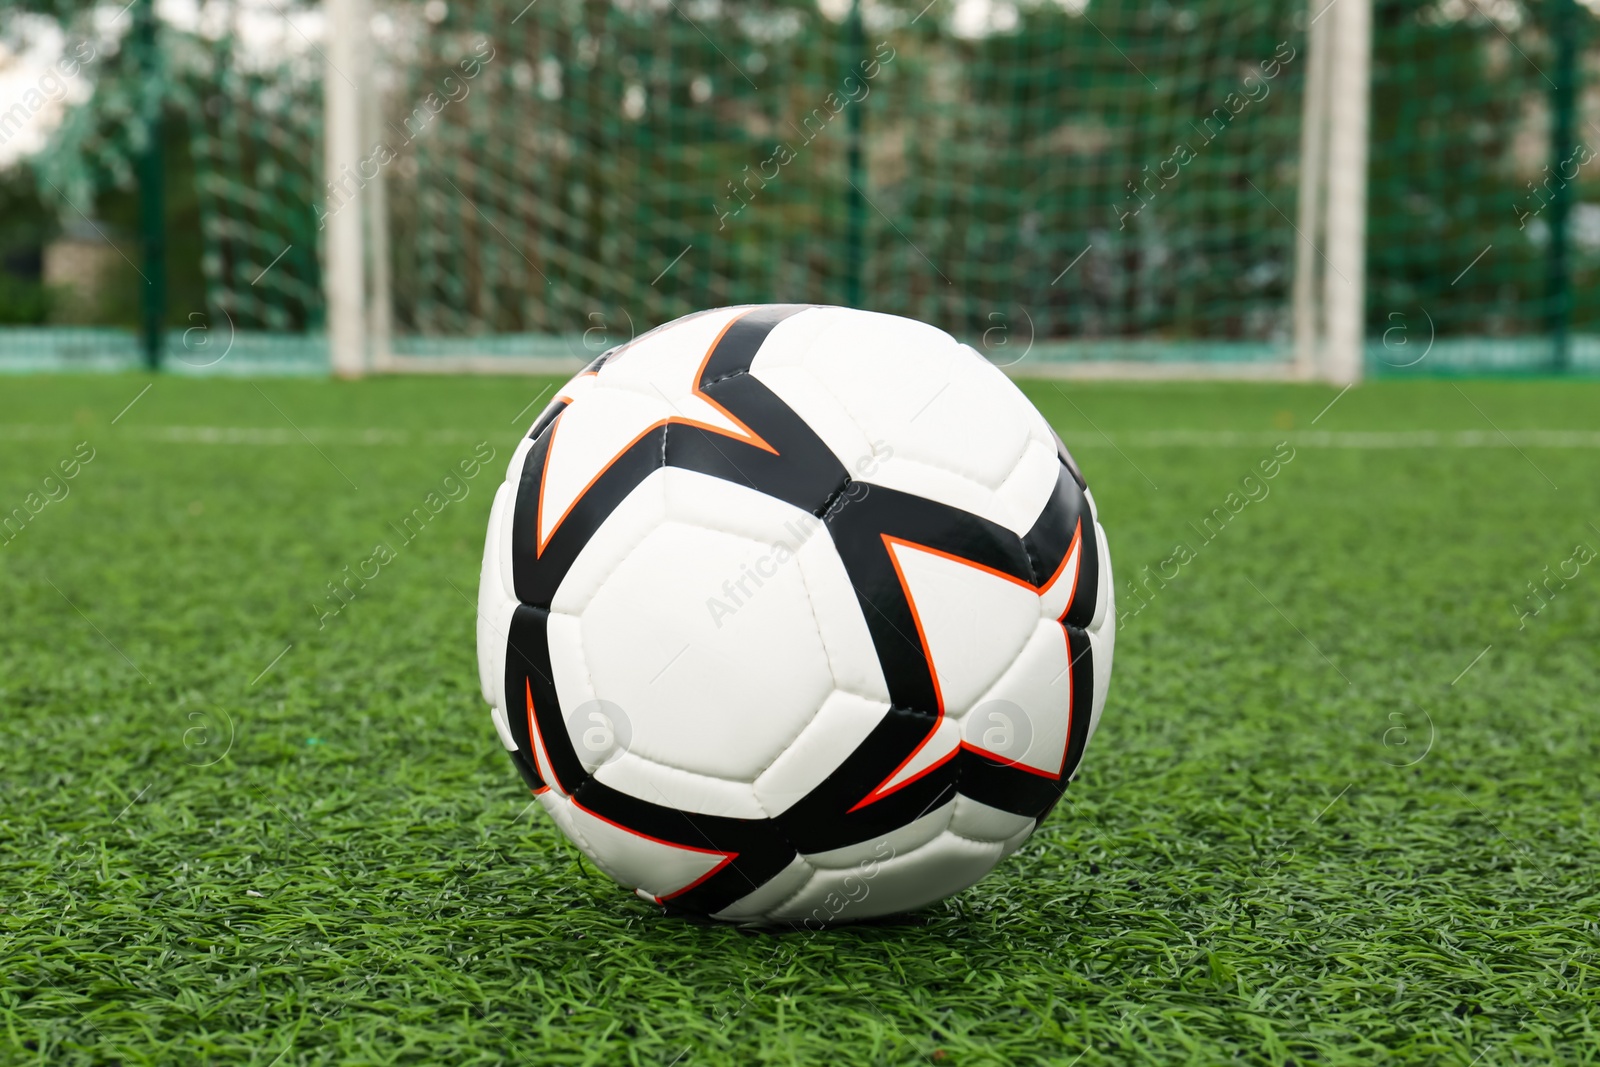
[2,0,216,327]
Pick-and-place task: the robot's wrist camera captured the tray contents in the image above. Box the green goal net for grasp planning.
[1,0,1595,376]
[361,0,1316,371]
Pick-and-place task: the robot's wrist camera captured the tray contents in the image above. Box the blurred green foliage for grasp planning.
[0,0,1594,351]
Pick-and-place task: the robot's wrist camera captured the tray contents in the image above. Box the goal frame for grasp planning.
[322,0,1372,384]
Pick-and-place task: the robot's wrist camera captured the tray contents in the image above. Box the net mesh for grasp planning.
[190,23,324,335]
[1,0,1596,374]
[1367,0,1592,373]
[369,0,1309,364]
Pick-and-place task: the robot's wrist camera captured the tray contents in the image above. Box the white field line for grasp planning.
[1090,429,1600,449]
[3,425,1600,449]
[0,425,490,446]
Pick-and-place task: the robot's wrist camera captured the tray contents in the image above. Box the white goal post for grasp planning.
[323,0,367,379]
[322,0,1372,384]
[1319,0,1372,387]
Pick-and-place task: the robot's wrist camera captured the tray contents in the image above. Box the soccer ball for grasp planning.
[476,305,1115,925]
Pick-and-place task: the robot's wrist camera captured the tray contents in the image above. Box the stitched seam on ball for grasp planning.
[1018,457,1079,588]
[747,778,801,867]
[551,478,669,617]
[891,420,1031,501]
[702,367,749,389]
[742,537,857,838]
[559,613,608,778]
[564,535,828,786]
[1021,526,1049,589]
[829,684,894,706]
[795,360,870,434]
[880,453,1012,520]
[813,473,853,520]
[767,859,820,917]
[762,535,854,784]
[784,347,980,858]
[782,362,892,477]
[597,749,767,805]
[556,558,783,788]
[555,791,601,858]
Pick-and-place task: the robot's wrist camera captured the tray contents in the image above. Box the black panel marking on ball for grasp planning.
[701,304,816,383]
[507,747,546,794]
[675,374,847,512]
[570,777,799,918]
[1062,487,1100,631]
[1022,463,1086,589]
[826,483,1033,715]
[526,396,570,442]
[1058,623,1097,784]
[776,705,960,854]
[501,603,565,789]
[496,304,1105,917]
[1049,427,1087,491]
[508,422,667,609]
[955,622,1095,819]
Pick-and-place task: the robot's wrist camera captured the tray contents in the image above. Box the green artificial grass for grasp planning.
[2,375,1597,1065]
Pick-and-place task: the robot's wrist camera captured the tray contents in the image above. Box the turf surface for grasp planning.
[2,376,1597,1065]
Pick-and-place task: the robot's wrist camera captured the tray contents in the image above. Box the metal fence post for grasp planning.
[1548,0,1577,374]
[135,0,166,372]
[844,0,865,310]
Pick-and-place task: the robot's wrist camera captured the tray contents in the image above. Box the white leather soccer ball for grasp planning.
[477,305,1115,925]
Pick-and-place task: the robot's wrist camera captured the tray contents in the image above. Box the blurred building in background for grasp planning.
[43,216,119,322]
